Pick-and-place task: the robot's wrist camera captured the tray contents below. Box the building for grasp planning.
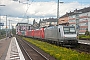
[58,12,69,25]
[59,7,90,34]
[16,23,28,35]
[39,18,57,27]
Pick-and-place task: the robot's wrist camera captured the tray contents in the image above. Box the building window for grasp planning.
[69,20,76,23]
[79,23,88,26]
[69,24,75,26]
[72,15,76,18]
[80,28,87,30]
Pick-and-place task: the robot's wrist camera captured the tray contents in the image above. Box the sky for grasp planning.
[0,0,90,29]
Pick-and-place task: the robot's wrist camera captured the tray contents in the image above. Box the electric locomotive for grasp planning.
[44,25,78,46]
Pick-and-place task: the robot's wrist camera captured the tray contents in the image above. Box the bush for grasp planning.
[79,35,90,40]
[85,29,90,36]
[81,36,90,40]
[79,35,85,39]
[23,37,90,60]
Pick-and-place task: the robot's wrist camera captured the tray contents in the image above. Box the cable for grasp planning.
[24,0,34,17]
[20,0,34,23]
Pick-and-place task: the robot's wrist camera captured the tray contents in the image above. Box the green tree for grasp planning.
[12,26,16,35]
[85,29,90,36]
[0,29,6,39]
[33,19,36,25]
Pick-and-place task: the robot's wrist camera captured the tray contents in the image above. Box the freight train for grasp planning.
[16,23,78,47]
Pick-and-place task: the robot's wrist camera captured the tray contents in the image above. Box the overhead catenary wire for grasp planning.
[19,0,90,23]
[20,0,34,23]
[23,0,34,17]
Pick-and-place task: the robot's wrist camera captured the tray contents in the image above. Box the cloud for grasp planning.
[1,16,23,28]
[0,0,89,27]
[26,1,57,18]
[1,0,89,17]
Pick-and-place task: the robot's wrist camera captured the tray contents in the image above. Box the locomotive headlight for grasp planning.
[61,41,64,42]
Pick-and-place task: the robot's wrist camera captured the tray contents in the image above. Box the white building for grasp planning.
[39,18,57,27]
[68,7,90,34]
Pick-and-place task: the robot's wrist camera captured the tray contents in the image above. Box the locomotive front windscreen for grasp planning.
[63,27,76,34]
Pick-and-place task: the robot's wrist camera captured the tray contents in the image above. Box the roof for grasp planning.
[43,18,57,22]
[16,23,28,26]
[17,23,28,24]
[60,7,90,18]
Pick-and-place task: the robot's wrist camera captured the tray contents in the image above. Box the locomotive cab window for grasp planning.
[63,27,76,34]
[59,28,60,32]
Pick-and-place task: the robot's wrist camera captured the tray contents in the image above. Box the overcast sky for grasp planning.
[0,0,90,29]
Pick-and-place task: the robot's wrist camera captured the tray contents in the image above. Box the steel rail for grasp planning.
[18,38,32,60]
[22,39,49,60]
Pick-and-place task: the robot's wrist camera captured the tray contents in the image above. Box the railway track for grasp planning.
[16,36,56,60]
[16,36,90,60]
[34,38,90,54]
[71,43,90,53]
[17,37,32,60]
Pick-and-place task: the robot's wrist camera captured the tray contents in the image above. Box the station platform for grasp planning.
[78,40,90,45]
[0,37,25,60]
[0,37,90,60]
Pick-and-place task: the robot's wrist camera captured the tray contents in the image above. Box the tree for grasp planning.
[85,29,90,35]
[1,29,6,35]
[33,19,36,25]
[38,19,41,27]
[12,26,16,35]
